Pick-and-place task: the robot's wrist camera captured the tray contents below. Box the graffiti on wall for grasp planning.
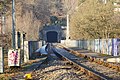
[8,49,20,66]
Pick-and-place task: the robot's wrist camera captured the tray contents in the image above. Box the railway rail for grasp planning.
[52,45,120,80]
[62,46,120,71]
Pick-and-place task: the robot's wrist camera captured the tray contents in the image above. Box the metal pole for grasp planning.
[12,0,16,49]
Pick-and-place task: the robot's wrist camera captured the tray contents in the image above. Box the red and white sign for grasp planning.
[8,49,20,66]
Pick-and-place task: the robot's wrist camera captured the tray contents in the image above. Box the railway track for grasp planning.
[53,45,120,80]
[31,45,89,80]
[13,44,120,80]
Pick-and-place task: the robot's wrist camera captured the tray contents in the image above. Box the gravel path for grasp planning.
[80,61,120,79]
[12,54,90,80]
[32,54,90,80]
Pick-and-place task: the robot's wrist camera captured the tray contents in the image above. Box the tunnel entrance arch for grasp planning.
[46,31,58,43]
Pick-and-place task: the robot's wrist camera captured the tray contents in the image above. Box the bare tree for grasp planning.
[70,0,119,39]
[5,0,65,40]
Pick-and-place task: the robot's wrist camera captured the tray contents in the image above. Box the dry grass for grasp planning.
[0,53,45,79]
[98,53,110,57]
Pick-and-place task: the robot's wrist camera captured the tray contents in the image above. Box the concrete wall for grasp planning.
[61,40,79,47]
[24,41,42,62]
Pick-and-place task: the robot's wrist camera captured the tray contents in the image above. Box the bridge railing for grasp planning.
[61,38,120,56]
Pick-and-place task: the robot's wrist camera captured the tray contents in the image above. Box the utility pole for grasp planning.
[66,14,69,40]
[12,0,16,49]
[2,0,5,34]
[103,0,107,4]
[66,2,83,41]
[0,0,5,34]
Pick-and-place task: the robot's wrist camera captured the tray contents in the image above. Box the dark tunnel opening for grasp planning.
[46,31,58,43]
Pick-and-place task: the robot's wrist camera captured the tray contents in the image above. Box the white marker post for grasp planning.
[0,47,4,73]
[24,41,29,63]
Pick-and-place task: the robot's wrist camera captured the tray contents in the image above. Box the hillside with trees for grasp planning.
[0,0,64,41]
[0,0,120,41]
[70,0,120,40]
[0,0,66,48]
[19,0,62,40]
